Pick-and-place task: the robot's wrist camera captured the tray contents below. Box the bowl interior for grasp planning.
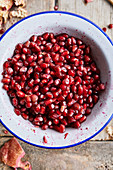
[0,11,113,148]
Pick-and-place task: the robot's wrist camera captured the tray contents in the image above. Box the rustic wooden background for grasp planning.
[0,0,113,169]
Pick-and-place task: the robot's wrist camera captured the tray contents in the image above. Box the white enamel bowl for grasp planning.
[0,11,113,149]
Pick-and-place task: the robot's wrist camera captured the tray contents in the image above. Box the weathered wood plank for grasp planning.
[59,0,113,40]
[0,138,113,170]
[26,0,54,15]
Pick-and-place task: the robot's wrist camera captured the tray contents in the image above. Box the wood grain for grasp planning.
[59,0,113,40]
[0,137,113,170]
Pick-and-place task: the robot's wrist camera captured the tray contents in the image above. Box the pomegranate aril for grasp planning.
[26,102,32,108]
[78,85,83,95]
[93,95,99,103]
[33,85,39,93]
[99,83,105,90]
[2,78,10,84]
[102,27,107,32]
[14,108,21,116]
[73,103,81,110]
[24,41,30,48]
[71,121,81,128]
[54,124,65,133]
[41,124,48,130]
[15,83,22,91]
[79,116,86,123]
[34,104,40,113]
[12,98,18,107]
[34,116,43,122]
[43,136,47,143]
[52,44,60,52]
[27,55,34,63]
[30,35,37,42]
[108,24,113,29]
[21,113,29,120]
[85,108,91,115]
[16,91,25,98]
[53,119,59,125]
[59,124,65,133]
[42,32,49,40]
[46,92,53,98]
[74,113,82,120]
[60,119,68,126]
[27,67,33,74]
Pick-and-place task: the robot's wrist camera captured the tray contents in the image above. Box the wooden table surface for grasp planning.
[0,0,113,169]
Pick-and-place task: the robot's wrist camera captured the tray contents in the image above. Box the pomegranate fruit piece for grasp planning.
[2,32,105,133]
[0,137,31,170]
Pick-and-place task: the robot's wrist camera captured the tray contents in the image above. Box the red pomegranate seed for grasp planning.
[78,85,83,95]
[54,5,58,10]
[74,113,82,120]
[30,35,37,42]
[0,28,5,34]
[21,113,29,120]
[31,94,38,103]
[26,102,32,108]
[68,117,76,124]
[53,119,59,125]
[46,92,53,98]
[71,121,81,128]
[102,27,107,32]
[14,108,21,116]
[3,130,8,134]
[3,85,9,91]
[43,136,47,143]
[43,32,49,40]
[99,83,105,90]
[12,98,18,107]
[93,95,99,103]
[108,24,113,29]
[73,103,81,110]
[79,116,86,123]
[41,124,48,130]
[16,91,25,98]
[2,78,10,84]
[64,133,68,139]
[68,70,75,77]
[86,108,91,115]
[85,0,93,3]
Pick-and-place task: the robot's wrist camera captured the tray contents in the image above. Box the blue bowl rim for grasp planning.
[0,11,113,149]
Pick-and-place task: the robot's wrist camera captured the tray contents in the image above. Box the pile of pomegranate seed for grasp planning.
[2,32,105,133]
